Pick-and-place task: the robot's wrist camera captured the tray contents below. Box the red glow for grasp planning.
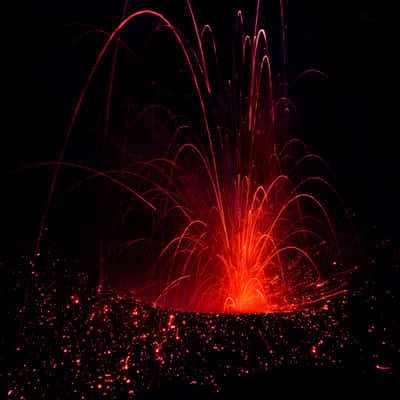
[376,365,391,370]
[29,1,357,315]
[128,2,355,313]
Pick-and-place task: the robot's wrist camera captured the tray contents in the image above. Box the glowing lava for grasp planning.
[138,1,353,313]
[28,0,357,315]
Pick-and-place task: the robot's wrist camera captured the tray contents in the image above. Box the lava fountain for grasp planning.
[31,0,358,314]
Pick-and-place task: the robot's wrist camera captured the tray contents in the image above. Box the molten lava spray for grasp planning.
[32,0,357,314]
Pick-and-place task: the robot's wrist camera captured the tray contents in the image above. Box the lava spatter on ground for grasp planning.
[6,240,398,399]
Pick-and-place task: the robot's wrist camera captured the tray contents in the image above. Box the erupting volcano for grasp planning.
[8,1,398,398]
[28,0,357,315]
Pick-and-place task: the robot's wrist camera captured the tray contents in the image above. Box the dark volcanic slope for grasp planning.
[6,240,399,399]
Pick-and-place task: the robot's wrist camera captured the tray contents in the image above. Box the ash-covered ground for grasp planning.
[5,238,399,399]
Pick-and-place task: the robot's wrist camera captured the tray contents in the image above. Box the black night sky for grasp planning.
[6,0,398,248]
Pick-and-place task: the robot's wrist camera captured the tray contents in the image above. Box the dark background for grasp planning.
[3,0,398,264]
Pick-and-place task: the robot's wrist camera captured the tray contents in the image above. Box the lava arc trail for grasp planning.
[27,0,358,314]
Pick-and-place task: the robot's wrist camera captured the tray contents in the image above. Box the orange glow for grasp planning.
[118,3,355,314]
[30,2,356,315]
